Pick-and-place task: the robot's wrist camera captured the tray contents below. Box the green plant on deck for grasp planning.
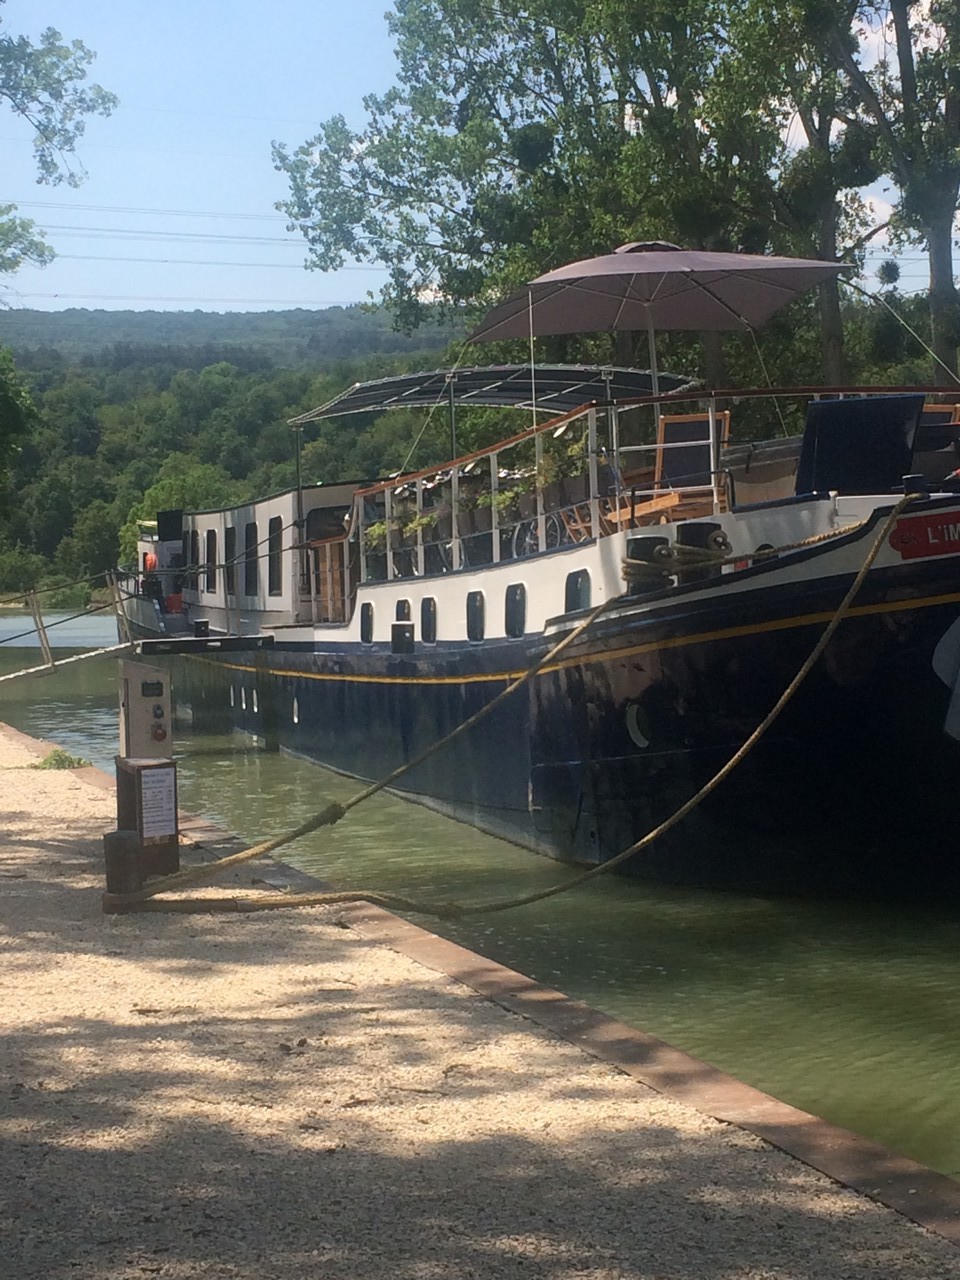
[362,520,389,550]
[402,510,438,539]
[474,487,522,514]
[31,747,91,770]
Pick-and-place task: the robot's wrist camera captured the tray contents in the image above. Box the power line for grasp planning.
[53,253,383,271]
[3,199,289,222]
[44,225,305,247]
[7,292,371,305]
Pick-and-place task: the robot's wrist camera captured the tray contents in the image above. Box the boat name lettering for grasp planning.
[890,513,960,560]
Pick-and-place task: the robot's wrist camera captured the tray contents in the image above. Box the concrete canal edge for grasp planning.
[5,720,960,1247]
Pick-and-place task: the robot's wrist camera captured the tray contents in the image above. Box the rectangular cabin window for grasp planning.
[244,521,258,596]
[224,526,236,595]
[189,530,200,588]
[268,516,283,596]
[205,529,217,593]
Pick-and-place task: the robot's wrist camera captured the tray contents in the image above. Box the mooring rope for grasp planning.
[103,588,625,909]
[102,493,916,919]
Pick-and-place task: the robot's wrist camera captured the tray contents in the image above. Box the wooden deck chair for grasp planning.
[915,403,960,451]
[654,410,732,518]
[919,403,960,425]
[914,403,960,484]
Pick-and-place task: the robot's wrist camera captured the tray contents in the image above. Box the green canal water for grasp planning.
[3,612,960,1179]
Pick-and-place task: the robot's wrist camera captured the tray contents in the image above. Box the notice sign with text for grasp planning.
[139,766,177,840]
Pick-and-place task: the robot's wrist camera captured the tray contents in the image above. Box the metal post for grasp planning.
[106,571,133,646]
[534,430,545,551]
[450,465,461,571]
[489,451,500,564]
[708,396,721,513]
[384,487,395,581]
[27,590,54,668]
[447,372,458,459]
[587,409,599,538]
[415,477,426,577]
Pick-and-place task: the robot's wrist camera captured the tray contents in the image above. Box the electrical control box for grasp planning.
[119,660,173,759]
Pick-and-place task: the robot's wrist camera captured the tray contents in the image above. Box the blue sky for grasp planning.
[1,0,399,311]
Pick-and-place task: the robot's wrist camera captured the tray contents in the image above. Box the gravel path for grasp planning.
[1,725,958,1279]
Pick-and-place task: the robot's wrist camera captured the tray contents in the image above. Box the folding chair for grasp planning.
[654,410,732,518]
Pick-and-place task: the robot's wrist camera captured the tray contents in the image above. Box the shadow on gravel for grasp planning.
[2,842,958,1279]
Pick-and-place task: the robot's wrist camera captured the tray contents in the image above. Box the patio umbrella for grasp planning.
[469,242,847,392]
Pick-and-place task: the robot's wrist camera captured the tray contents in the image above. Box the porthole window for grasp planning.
[396,599,411,621]
[421,597,437,644]
[505,583,526,638]
[292,696,299,725]
[241,687,247,711]
[252,689,259,715]
[360,601,374,644]
[466,590,485,642]
[565,569,591,613]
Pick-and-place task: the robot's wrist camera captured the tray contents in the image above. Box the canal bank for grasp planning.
[2,722,960,1279]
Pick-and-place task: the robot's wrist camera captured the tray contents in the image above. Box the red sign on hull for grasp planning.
[890,511,960,560]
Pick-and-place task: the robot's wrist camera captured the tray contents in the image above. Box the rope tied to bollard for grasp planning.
[102,493,917,921]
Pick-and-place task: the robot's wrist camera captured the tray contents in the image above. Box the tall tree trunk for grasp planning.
[702,330,725,388]
[927,207,959,381]
[817,202,845,385]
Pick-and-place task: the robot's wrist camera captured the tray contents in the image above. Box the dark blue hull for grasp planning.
[176,555,960,900]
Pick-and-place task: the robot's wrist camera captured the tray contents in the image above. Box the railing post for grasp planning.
[105,572,133,647]
[358,497,369,584]
[534,429,546,551]
[416,477,426,577]
[451,465,461,571]
[384,487,395,580]
[587,408,600,537]
[489,451,500,564]
[27,590,55,668]
[708,396,721,513]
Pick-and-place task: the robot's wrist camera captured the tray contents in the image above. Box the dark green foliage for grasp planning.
[0,308,461,588]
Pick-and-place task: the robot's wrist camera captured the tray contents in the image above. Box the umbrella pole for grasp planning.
[528,289,537,426]
[646,316,659,397]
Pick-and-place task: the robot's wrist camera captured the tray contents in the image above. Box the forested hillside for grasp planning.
[0,305,461,598]
[0,305,457,362]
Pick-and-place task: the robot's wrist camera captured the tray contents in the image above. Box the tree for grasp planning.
[718,1,883,383]
[0,4,116,510]
[273,2,841,382]
[0,5,116,277]
[118,456,249,564]
[0,346,34,511]
[274,2,770,336]
[824,1,960,377]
